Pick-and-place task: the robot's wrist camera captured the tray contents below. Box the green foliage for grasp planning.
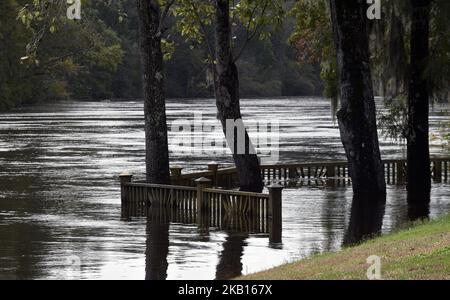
[0,0,34,111]
[371,0,450,101]
[0,0,124,110]
[0,0,323,111]
[428,0,450,102]
[290,0,337,99]
[171,0,286,60]
[289,0,449,140]
[172,0,215,46]
[372,0,450,140]
[378,95,408,141]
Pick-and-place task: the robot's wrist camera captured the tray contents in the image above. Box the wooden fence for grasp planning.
[170,157,450,188]
[120,175,283,243]
[121,204,270,235]
[120,156,449,243]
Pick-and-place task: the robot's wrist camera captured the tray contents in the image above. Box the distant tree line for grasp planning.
[0,0,323,112]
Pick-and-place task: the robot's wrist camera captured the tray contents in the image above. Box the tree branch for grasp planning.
[158,0,177,35]
[233,0,269,62]
[187,0,215,65]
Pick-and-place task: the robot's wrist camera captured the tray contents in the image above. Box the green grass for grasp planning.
[242,214,450,280]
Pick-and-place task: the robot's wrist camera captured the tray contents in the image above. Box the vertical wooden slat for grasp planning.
[387,163,391,184]
[444,161,448,181]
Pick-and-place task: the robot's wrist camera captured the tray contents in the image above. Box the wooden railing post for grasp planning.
[119,172,133,205]
[326,165,336,178]
[195,177,212,229]
[445,161,448,182]
[195,177,212,213]
[268,183,283,244]
[433,160,442,182]
[396,162,405,184]
[170,166,183,184]
[208,162,219,187]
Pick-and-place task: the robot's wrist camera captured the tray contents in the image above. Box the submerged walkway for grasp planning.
[119,156,450,244]
[170,157,450,188]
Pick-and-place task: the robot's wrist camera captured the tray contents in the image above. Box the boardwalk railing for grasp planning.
[120,156,449,243]
[122,204,272,234]
[120,174,283,243]
[170,157,450,188]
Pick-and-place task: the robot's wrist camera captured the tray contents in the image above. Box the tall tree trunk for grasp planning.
[213,0,263,193]
[343,195,385,246]
[329,0,386,197]
[407,0,431,211]
[137,0,171,184]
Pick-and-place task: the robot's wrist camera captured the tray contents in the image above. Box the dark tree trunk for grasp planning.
[213,0,263,193]
[137,0,171,184]
[343,195,385,246]
[407,0,431,210]
[329,0,386,197]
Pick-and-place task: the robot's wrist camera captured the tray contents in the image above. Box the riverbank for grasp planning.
[243,214,450,280]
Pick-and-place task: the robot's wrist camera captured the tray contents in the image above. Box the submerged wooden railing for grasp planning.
[120,174,283,243]
[120,156,449,243]
[122,204,271,234]
[170,157,450,188]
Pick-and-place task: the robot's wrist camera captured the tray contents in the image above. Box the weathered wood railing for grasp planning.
[120,156,449,243]
[170,157,450,188]
[122,204,271,234]
[120,174,283,243]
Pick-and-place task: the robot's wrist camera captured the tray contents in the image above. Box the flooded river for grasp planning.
[0,98,449,279]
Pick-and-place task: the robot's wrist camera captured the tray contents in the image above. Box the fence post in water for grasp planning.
[326,165,336,178]
[433,160,442,182]
[268,183,283,244]
[119,172,133,205]
[170,166,183,184]
[195,177,212,213]
[195,177,212,229]
[396,162,405,184]
[208,162,219,187]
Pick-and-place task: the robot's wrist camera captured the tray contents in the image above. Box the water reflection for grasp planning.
[0,99,449,279]
[321,184,348,252]
[145,209,170,280]
[343,195,386,246]
[215,232,248,280]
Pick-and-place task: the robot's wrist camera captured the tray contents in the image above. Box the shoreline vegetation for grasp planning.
[242,214,450,280]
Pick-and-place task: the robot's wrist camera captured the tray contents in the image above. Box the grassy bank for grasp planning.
[243,214,450,280]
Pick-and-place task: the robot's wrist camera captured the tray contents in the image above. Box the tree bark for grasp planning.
[329,0,386,197]
[343,194,385,246]
[137,0,171,184]
[213,0,264,193]
[407,0,431,210]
